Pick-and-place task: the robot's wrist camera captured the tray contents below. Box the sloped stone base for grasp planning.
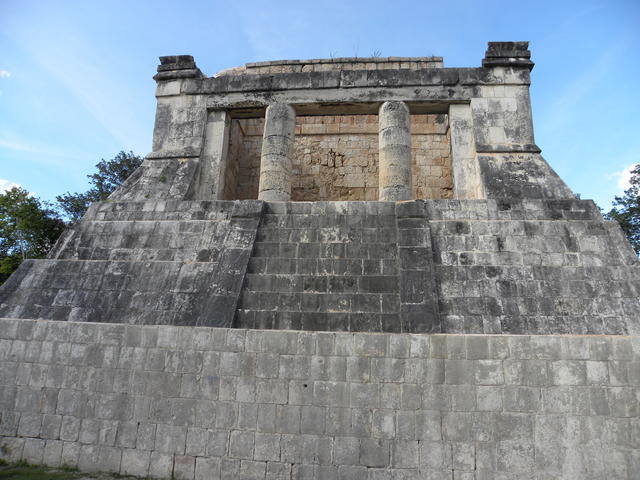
[1,199,638,335]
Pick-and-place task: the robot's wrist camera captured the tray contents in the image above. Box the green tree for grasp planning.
[56,150,143,221]
[606,163,640,254]
[0,187,66,284]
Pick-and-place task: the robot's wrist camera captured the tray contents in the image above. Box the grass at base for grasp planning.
[0,461,84,480]
[0,460,143,479]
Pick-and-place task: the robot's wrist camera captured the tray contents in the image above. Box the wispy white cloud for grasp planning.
[0,138,45,154]
[538,26,635,138]
[0,178,20,192]
[541,47,620,133]
[0,133,87,168]
[2,15,149,153]
[605,141,640,193]
[232,3,322,61]
[610,163,637,192]
[0,70,10,78]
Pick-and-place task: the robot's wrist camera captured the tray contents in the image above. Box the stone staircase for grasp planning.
[235,202,400,332]
[234,201,442,333]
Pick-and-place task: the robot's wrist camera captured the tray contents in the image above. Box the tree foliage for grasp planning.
[56,151,143,221]
[605,163,640,254]
[0,151,143,285]
[0,187,66,284]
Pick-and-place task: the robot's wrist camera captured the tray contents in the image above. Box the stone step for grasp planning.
[233,199,441,334]
[255,227,398,243]
[237,291,398,311]
[234,309,401,332]
[238,289,399,311]
[262,201,397,216]
[242,273,399,293]
[251,242,398,259]
[259,214,398,229]
[246,257,398,276]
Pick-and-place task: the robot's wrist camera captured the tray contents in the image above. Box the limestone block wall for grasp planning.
[410,114,452,200]
[428,199,640,335]
[151,88,207,159]
[471,84,536,151]
[223,115,452,202]
[292,115,380,201]
[225,119,264,200]
[478,153,576,199]
[1,318,638,479]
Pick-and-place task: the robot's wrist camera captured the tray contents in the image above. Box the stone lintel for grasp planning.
[187,67,529,96]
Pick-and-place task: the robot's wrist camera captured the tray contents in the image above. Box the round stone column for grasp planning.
[258,103,296,201]
[378,101,412,201]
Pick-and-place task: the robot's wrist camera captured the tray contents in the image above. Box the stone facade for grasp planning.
[1,319,639,479]
[0,42,639,478]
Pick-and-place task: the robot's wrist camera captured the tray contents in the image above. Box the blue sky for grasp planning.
[0,0,638,209]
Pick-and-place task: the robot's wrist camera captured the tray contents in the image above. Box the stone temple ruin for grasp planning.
[0,42,639,479]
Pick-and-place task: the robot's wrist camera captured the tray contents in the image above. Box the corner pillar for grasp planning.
[449,104,485,199]
[194,110,230,200]
[258,103,296,201]
[379,101,412,201]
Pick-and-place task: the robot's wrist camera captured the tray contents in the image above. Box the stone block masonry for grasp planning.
[224,114,452,202]
[236,198,640,336]
[1,318,638,479]
[1,198,639,335]
[0,200,265,327]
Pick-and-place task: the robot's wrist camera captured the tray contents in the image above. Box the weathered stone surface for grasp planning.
[1,198,638,335]
[0,200,264,328]
[449,104,484,199]
[258,104,296,202]
[378,102,412,201]
[482,41,534,70]
[0,318,638,479]
[224,114,452,202]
